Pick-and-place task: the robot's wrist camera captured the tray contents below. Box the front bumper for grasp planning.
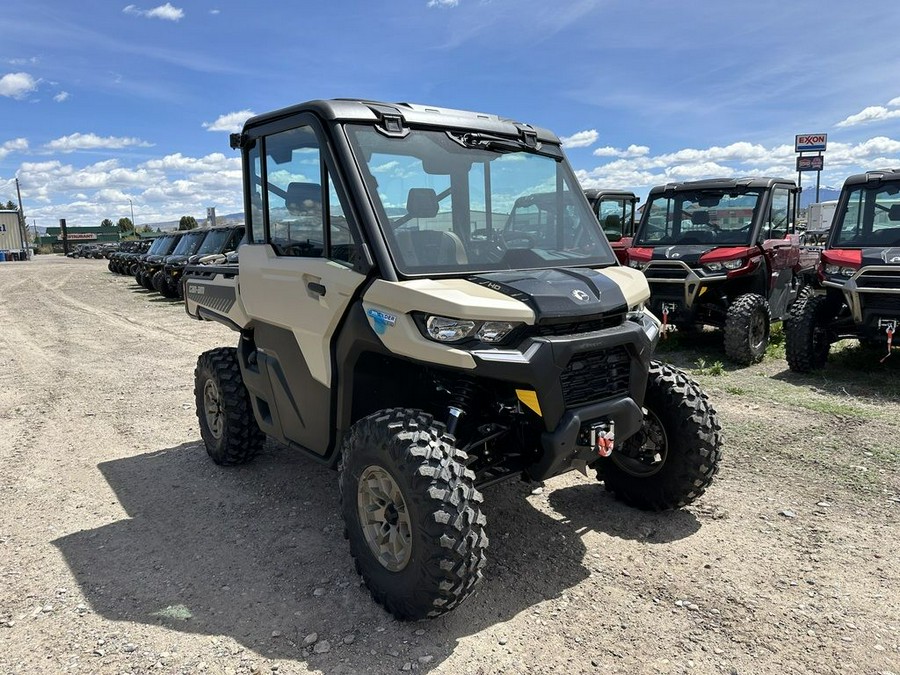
[642,260,727,323]
[824,265,900,328]
[468,312,659,481]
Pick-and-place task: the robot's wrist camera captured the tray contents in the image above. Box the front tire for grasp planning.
[724,293,770,365]
[596,361,722,511]
[194,347,265,465]
[339,408,488,621]
[785,294,832,372]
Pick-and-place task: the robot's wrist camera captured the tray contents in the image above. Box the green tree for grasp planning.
[178,215,198,230]
[101,218,114,228]
[140,224,153,233]
[4,200,15,210]
[117,217,134,234]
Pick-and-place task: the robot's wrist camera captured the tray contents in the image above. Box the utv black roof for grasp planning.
[842,168,900,186]
[583,189,640,202]
[649,177,797,195]
[235,98,560,146]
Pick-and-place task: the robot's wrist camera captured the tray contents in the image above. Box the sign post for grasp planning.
[795,134,827,204]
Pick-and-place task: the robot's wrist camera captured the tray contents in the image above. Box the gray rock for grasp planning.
[303,632,318,647]
[313,640,331,654]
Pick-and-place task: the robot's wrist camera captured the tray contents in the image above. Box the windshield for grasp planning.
[345,125,615,275]
[593,196,635,241]
[635,189,762,246]
[171,230,206,256]
[197,228,241,255]
[147,236,173,255]
[832,183,900,247]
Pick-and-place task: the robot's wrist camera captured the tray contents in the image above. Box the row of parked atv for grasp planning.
[589,169,900,371]
[107,225,244,298]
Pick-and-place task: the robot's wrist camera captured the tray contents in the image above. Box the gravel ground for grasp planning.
[1,255,898,675]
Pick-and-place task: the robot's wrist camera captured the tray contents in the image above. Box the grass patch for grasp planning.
[694,358,725,376]
[765,322,786,360]
[792,397,876,419]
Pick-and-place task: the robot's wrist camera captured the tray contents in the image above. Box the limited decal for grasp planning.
[366,308,397,335]
[881,248,900,264]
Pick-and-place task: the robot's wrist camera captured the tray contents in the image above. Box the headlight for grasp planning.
[824,264,855,277]
[422,316,522,344]
[704,258,744,273]
[426,316,476,342]
[476,321,517,343]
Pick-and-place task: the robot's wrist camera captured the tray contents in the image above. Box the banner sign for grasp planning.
[58,232,97,240]
[795,134,827,152]
[797,155,825,172]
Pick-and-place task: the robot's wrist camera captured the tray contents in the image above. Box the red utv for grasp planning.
[625,177,813,365]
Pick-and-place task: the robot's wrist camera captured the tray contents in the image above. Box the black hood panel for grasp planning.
[468,268,628,322]
[862,247,900,266]
[649,244,718,266]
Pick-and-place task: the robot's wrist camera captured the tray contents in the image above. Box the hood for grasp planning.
[467,268,628,322]
[865,246,900,266]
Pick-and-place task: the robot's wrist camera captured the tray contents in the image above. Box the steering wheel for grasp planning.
[499,230,541,248]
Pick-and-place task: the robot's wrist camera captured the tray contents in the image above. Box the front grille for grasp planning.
[644,263,691,281]
[857,270,900,290]
[528,314,624,337]
[560,345,631,407]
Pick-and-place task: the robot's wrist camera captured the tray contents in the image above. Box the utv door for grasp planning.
[760,186,799,319]
[238,121,368,456]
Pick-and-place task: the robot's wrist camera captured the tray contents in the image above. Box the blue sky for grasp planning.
[1,0,899,228]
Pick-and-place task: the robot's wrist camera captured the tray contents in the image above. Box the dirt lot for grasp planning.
[1,255,898,675]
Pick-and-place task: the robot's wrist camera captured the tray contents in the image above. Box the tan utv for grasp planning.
[183,99,723,620]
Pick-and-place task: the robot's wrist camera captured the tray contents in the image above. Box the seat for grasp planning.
[395,229,468,266]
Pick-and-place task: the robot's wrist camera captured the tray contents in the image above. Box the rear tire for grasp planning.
[785,294,832,373]
[339,408,488,620]
[596,361,722,511]
[724,293,770,365]
[194,347,265,465]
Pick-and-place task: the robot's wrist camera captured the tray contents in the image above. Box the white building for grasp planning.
[0,209,27,257]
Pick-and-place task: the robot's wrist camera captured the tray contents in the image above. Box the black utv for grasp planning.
[158,225,245,298]
[135,231,186,289]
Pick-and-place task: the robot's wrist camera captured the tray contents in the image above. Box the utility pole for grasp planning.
[128,198,135,237]
[15,178,28,259]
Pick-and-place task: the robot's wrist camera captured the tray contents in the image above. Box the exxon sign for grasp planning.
[795,134,827,152]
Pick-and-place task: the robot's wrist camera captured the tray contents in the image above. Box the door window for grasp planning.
[261,125,359,263]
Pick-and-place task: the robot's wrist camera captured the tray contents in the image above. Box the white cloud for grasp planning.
[202,109,255,133]
[427,0,459,7]
[836,105,900,128]
[209,8,220,14]
[0,138,28,160]
[123,3,184,21]
[143,152,239,173]
[578,135,900,194]
[559,129,598,149]
[592,144,652,159]
[53,91,70,103]
[889,96,900,108]
[0,72,38,99]
[44,133,154,153]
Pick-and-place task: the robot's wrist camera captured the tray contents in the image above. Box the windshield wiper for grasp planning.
[449,131,548,155]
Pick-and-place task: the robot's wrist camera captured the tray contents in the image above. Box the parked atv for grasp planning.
[160,225,245,299]
[584,189,639,264]
[625,177,814,365]
[135,232,185,289]
[152,228,209,297]
[786,168,900,371]
[184,98,722,621]
[109,240,150,274]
